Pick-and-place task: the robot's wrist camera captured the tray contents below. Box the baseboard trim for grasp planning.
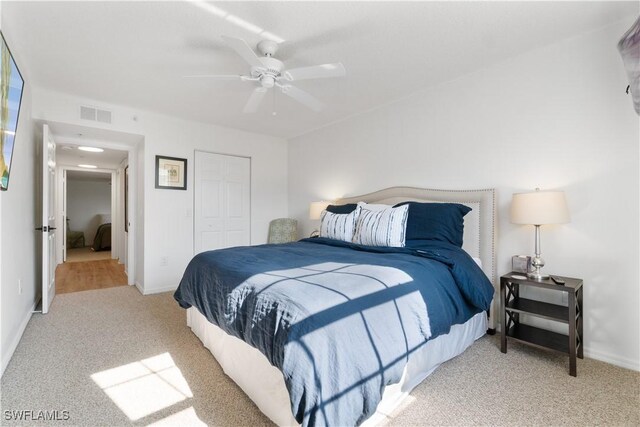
[141,284,177,295]
[584,347,640,372]
[134,282,144,295]
[1,301,37,378]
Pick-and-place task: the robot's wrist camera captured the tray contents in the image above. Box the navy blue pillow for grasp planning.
[325,203,358,214]
[393,202,471,247]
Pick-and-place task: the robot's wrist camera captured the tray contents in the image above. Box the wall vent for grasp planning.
[80,105,112,124]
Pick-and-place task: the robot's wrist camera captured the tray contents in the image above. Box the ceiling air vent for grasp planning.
[96,109,112,124]
[80,105,112,124]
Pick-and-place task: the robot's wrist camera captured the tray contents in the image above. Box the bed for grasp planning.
[174,187,497,426]
[92,214,112,251]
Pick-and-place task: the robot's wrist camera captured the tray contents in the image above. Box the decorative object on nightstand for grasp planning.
[510,189,570,280]
[511,255,531,273]
[309,201,330,237]
[500,272,583,376]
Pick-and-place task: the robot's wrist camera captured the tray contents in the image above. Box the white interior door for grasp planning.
[41,124,57,314]
[194,151,250,255]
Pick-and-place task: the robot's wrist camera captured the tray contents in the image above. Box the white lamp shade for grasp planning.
[510,190,570,225]
[309,201,330,220]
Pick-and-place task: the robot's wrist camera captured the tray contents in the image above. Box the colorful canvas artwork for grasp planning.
[1,32,25,191]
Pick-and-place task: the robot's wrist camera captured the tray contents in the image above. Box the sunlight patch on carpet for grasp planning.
[146,406,206,427]
[91,353,194,421]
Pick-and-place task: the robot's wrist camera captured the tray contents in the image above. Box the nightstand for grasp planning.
[500,272,583,376]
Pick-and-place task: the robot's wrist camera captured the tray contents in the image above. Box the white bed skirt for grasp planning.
[187,308,487,426]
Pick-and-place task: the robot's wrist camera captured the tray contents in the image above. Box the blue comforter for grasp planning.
[174,238,493,426]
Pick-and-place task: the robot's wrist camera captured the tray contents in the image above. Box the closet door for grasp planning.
[194,151,250,255]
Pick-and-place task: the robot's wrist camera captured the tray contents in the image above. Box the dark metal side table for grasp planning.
[500,272,583,376]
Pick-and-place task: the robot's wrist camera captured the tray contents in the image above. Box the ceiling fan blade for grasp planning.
[243,87,268,113]
[183,74,243,80]
[221,36,263,68]
[280,84,325,112]
[283,63,346,81]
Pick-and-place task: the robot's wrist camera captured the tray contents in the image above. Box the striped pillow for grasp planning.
[353,202,409,247]
[320,206,361,242]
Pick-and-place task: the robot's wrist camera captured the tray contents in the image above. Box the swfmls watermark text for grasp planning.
[4,410,70,422]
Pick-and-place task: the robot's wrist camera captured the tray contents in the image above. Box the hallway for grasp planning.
[55,259,128,294]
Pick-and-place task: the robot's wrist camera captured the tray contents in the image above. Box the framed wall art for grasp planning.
[1,31,25,191]
[155,155,187,190]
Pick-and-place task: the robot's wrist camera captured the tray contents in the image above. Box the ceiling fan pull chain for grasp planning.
[272,88,277,116]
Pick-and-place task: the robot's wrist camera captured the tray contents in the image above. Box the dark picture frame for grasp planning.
[155,155,187,190]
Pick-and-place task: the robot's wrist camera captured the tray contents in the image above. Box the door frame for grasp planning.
[57,166,117,263]
[51,137,137,286]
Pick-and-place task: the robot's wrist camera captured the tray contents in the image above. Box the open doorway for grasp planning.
[65,170,113,262]
[55,143,129,294]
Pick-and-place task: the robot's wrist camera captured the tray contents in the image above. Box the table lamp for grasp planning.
[510,189,570,280]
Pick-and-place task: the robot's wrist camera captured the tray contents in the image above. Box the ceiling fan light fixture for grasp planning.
[260,75,276,88]
[197,35,345,113]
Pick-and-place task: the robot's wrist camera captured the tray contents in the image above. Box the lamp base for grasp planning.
[527,271,549,281]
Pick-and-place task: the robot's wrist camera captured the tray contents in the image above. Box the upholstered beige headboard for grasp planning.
[336,186,497,329]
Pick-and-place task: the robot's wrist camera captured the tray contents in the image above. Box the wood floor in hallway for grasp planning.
[55,259,128,294]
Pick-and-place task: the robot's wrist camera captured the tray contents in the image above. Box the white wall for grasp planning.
[288,19,639,370]
[0,23,37,375]
[31,88,289,295]
[66,177,111,246]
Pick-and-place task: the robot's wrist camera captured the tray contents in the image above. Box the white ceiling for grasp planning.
[3,1,635,138]
[66,170,111,182]
[56,143,128,170]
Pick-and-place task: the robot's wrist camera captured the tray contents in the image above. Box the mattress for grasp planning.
[187,307,487,426]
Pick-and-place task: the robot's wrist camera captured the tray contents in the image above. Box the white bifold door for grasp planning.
[194,151,251,255]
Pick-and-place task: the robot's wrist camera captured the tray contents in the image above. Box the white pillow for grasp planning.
[320,206,361,242]
[353,202,409,247]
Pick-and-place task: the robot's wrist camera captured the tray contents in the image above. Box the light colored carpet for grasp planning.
[1,286,638,426]
[66,248,113,263]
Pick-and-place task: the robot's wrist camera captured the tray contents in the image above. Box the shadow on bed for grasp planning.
[174,237,493,426]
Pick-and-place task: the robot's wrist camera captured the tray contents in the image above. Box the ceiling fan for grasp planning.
[186,36,346,113]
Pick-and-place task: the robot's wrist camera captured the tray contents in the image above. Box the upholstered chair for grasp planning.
[66,218,86,248]
[267,218,298,244]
